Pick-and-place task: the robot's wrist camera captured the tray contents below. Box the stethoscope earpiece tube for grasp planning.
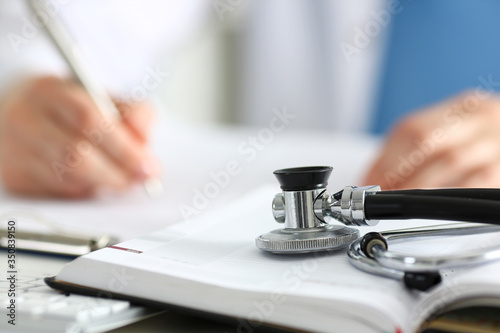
[359,232,387,259]
[358,232,444,291]
[365,193,500,225]
[357,232,444,290]
[352,223,500,291]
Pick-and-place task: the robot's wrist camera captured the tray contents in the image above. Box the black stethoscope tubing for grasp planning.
[365,188,500,224]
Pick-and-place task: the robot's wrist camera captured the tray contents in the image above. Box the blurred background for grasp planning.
[3,0,500,203]
[4,0,500,134]
[0,0,392,134]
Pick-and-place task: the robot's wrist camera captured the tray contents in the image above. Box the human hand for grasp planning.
[363,91,500,190]
[0,76,160,197]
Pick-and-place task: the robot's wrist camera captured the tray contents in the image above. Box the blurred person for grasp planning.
[0,1,208,197]
[2,0,500,198]
[238,0,500,190]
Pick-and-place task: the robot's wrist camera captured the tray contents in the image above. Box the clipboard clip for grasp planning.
[0,211,118,257]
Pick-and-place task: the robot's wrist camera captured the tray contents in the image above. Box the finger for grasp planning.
[33,80,111,131]
[365,103,448,181]
[0,82,78,196]
[43,87,160,180]
[66,143,133,193]
[114,100,155,143]
[400,133,500,189]
[0,141,56,197]
[33,111,132,194]
[364,102,485,189]
[11,105,130,196]
[6,77,160,186]
[1,130,92,198]
[458,163,500,188]
[0,76,142,197]
[94,122,161,180]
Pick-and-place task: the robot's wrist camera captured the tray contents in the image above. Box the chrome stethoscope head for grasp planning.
[255,166,380,253]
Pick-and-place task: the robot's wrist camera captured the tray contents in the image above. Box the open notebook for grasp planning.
[46,186,500,333]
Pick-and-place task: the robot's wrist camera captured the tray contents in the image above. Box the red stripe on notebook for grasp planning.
[108,246,143,254]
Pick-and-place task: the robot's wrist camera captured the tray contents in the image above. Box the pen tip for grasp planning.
[144,178,164,199]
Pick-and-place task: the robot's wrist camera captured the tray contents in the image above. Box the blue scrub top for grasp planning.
[372,0,500,135]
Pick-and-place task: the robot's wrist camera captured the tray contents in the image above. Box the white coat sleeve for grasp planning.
[0,1,68,97]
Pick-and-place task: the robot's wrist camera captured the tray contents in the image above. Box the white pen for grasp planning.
[26,0,164,198]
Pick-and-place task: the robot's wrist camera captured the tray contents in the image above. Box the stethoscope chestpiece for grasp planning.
[255,224,360,254]
[256,166,360,253]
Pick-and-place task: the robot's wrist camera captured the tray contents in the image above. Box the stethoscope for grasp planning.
[256,166,500,291]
